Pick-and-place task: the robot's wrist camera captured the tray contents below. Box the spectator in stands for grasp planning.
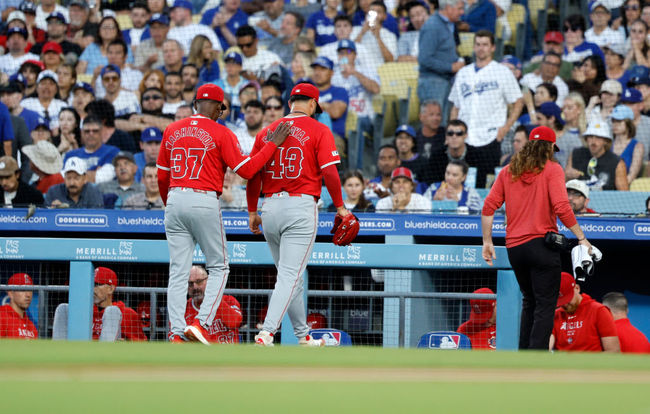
[138,69,165,100]
[236,25,282,82]
[586,79,622,124]
[85,100,137,154]
[158,39,185,75]
[134,14,168,72]
[21,70,67,132]
[535,103,567,164]
[602,292,650,353]
[568,54,608,111]
[520,83,557,126]
[396,1,428,62]
[621,87,650,161]
[260,78,283,104]
[624,19,650,68]
[416,100,445,159]
[500,55,522,81]
[167,0,221,54]
[71,81,95,120]
[181,265,243,343]
[263,95,285,127]
[566,179,596,215]
[215,52,246,108]
[0,155,43,206]
[628,73,650,117]
[0,80,39,135]
[53,267,146,341]
[21,141,64,194]
[268,11,304,65]
[249,0,286,46]
[622,0,643,37]
[0,27,39,76]
[500,125,528,166]
[30,118,53,145]
[40,41,64,72]
[77,16,134,75]
[359,0,399,37]
[201,0,248,51]
[457,287,496,350]
[562,14,605,64]
[45,156,104,207]
[520,52,568,107]
[162,72,185,116]
[417,0,464,120]
[610,105,644,184]
[290,51,316,84]
[341,0,365,27]
[96,64,141,122]
[305,0,341,47]
[219,168,246,210]
[550,272,620,352]
[98,151,144,207]
[566,121,629,191]
[366,144,401,199]
[30,12,82,63]
[187,36,220,86]
[18,59,43,98]
[376,167,432,212]
[123,162,163,209]
[176,104,193,121]
[585,2,624,48]
[603,44,628,83]
[352,1,397,68]
[393,124,428,183]
[311,56,349,152]
[328,169,376,213]
[319,15,370,68]
[95,41,143,99]
[122,1,151,50]
[134,127,162,182]
[63,116,119,184]
[559,92,587,165]
[181,63,199,95]
[56,63,77,105]
[457,0,495,33]
[424,160,482,212]
[53,107,81,154]
[67,0,97,51]
[235,100,265,155]
[148,0,168,15]
[0,273,37,339]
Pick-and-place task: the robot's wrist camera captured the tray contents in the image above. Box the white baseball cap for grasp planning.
[566,179,589,198]
[584,121,612,140]
[62,157,87,175]
[7,10,26,24]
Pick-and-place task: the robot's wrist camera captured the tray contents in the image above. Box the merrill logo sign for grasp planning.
[462,248,476,262]
[346,246,361,259]
[232,243,246,258]
[119,241,133,256]
[75,242,137,261]
[0,240,22,258]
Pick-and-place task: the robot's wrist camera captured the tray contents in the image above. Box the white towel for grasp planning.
[571,245,603,282]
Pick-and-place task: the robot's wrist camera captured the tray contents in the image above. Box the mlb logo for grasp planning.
[430,334,460,349]
[417,331,471,350]
[309,329,352,346]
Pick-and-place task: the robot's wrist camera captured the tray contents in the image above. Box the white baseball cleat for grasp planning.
[298,335,325,347]
[255,330,275,346]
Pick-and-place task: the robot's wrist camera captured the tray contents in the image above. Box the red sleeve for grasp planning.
[221,129,278,179]
[457,321,468,335]
[157,130,171,205]
[217,295,243,329]
[246,172,262,213]
[482,168,506,216]
[547,163,578,228]
[322,164,343,209]
[596,306,618,338]
[121,308,147,341]
[157,168,170,205]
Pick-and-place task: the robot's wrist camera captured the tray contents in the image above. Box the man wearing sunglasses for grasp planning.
[98,64,140,121]
[562,14,605,64]
[235,25,282,83]
[123,87,174,134]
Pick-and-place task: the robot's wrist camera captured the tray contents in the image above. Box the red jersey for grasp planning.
[36,173,64,194]
[92,301,147,341]
[250,115,340,197]
[614,318,650,353]
[184,295,242,343]
[457,321,496,350]
[552,294,618,352]
[0,305,37,339]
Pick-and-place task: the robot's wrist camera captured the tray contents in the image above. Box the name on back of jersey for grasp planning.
[264,124,311,146]
[166,126,216,151]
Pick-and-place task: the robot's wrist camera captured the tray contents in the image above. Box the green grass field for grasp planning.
[1,340,650,413]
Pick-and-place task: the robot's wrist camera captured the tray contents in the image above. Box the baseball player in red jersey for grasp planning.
[246,82,351,346]
[157,83,291,344]
[184,265,242,343]
[550,272,620,352]
[457,288,496,350]
[602,292,650,353]
[0,273,38,339]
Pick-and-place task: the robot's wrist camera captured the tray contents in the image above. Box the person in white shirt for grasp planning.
[376,167,432,212]
[351,1,397,68]
[98,64,141,119]
[519,52,569,106]
[0,27,39,76]
[167,0,222,54]
[397,1,430,62]
[249,0,285,46]
[585,1,625,47]
[162,72,186,116]
[95,40,144,98]
[35,0,69,31]
[320,15,373,69]
[234,100,265,155]
[21,70,67,131]
[449,30,523,172]
[235,25,283,82]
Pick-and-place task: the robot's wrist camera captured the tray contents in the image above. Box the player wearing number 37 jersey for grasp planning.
[246,83,351,346]
[157,84,291,344]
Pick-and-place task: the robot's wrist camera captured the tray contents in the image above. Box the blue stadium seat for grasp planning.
[309,329,352,346]
[587,191,650,215]
[417,331,472,350]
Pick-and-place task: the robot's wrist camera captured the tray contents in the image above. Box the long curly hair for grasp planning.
[509,140,555,181]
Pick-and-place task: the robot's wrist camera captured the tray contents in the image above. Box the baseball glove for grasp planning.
[330,213,360,246]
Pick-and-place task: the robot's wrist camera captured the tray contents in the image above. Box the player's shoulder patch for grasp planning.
[332,150,338,157]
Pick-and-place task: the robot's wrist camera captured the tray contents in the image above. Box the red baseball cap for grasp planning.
[544,31,564,44]
[290,83,323,114]
[469,287,495,323]
[95,267,118,287]
[196,84,227,109]
[23,59,45,71]
[557,272,576,307]
[391,166,414,181]
[8,273,33,286]
[529,125,560,152]
[307,312,328,330]
[42,41,63,55]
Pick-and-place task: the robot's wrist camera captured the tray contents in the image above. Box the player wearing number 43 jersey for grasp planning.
[246,83,351,347]
[157,83,291,344]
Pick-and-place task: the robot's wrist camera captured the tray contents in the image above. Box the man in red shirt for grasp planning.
[550,272,620,352]
[184,265,242,344]
[457,287,496,350]
[0,273,38,339]
[246,82,351,347]
[602,292,650,353]
[157,83,291,344]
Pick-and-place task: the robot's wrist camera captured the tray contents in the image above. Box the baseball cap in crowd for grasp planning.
[72,81,94,94]
[35,117,50,130]
[310,56,334,70]
[7,27,28,39]
[391,166,414,181]
[37,70,58,83]
[7,10,26,24]
[22,59,45,71]
[112,151,136,166]
[501,54,522,70]
[149,13,169,25]
[141,127,163,142]
[289,82,322,113]
[584,121,612,140]
[42,41,63,55]
[621,87,643,103]
[611,104,635,121]
[602,43,626,57]
[529,125,560,152]
[600,79,622,95]
[21,140,63,175]
[46,11,67,24]
[0,156,19,177]
[62,157,87,175]
[196,83,227,109]
[544,31,564,44]
[307,312,327,330]
[7,273,33,286]
[628,64,650,80]
[627,74,650,87]
[224,51,243,65]
[469,287,495,323]
[538,102,565,125]
[557,272,576,307]
[0,81,23,94]
[171,0,192,10]
[395,124,416,138]
[590,0,609,12]
[69,0,89,9]
[19,1,36,14]
[101,64,121,78]
[95,267,118,287]
[337,39,356,52]
[566,179,590,198]
[9,73,27,88]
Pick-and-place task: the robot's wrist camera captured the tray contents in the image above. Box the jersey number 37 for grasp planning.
[171,147,206,180]
[266,147,304,179]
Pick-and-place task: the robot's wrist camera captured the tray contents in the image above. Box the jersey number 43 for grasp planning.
[266,147,304,179]
[170,147,207,180]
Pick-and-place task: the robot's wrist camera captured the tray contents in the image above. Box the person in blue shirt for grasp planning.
[458,0,496,34]
[0,100,15,155]
[122,1,152,48]
[562,14,605,65]
[356,0,399,38]
[187,35,221,85]
[201,0,249,51]
[0,81,39,136]
[306,0,341,47]
[310,56,348,140]
[44,157,104,208]
[134,127,162,183]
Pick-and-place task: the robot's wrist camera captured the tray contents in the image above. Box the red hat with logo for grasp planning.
[307,312,328,330]
[95,267,118,287]
[391,166,414,181]
[195,84,227,109]
[290,83,323,114]
[42,41,63,55]
[22,59,45,71]
[544,31,564,44]
[8,273,33,286]
[529,125,560,152]
[469,287,495,323]
[557,272,576,307]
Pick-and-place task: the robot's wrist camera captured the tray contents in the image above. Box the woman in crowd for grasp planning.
[624,19,650,68]
[187,35,221,86]
[424,160,482,212]
[603,44,627,83]
[620,0,643,40]
[263,95,285,127]
[586,79,622,124]
[77,16,133,75]
[56,63,77,104]
[521,83,558,125]
[290,51,316,83]
[328,169,376,213]
[611,105,645,184]
[53,107,81,155]
[138,69,165,100]
[568,55,607,103]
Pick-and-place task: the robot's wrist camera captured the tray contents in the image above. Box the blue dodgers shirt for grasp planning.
[318,85,349,138]
[63,145,120,171]
[306,9,338,47]
[201,7,249,51]
[19,108,41,133]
